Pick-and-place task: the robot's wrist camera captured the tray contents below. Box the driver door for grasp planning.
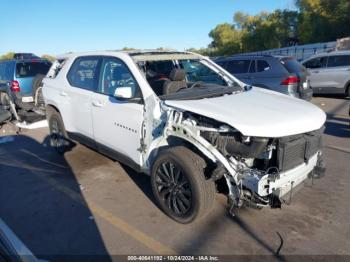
[91,56,144,167]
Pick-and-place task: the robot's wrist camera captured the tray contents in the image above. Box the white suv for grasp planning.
[43,50,326,223]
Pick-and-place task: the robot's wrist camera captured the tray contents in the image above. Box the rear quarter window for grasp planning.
[16,61,52,78]
[281,58,305,73]
[256,60,271,72]
[225,60,251,74]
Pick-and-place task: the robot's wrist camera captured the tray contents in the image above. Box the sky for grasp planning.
[0,0,295,56]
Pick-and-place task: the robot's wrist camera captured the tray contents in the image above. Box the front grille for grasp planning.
[277,128,323,172]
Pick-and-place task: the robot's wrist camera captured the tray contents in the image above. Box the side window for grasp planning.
[216,61,226,68]
[99,57,140,98]
[327,55,350,67]
[249,60,256,73]
[303,57,327,69]
[225,60,251,74]
[3,62,14,80]
[256,60,271,72]
[67,56,100,91]
[0,63,4,80]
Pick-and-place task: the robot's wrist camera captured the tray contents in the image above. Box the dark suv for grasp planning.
[215,55,312,101]
[0,57,51,110]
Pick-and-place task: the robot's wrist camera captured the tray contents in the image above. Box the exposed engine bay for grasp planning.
[162,108,325,212]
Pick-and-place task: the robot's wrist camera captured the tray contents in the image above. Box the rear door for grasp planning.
[65,56,101,142]
[224,59,252,84]
[303,56,328,93]
[91,56,144,167]
[323,55,350,93]
[249,59,282,91]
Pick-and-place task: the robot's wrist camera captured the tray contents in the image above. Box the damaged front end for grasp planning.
[163,108,325,213]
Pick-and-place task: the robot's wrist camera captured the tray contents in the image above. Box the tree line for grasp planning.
[188,0,350,56]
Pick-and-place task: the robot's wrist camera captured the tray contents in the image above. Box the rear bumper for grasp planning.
[289,88,313,101]
[299,88,313,101]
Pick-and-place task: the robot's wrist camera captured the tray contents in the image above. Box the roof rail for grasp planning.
[13,53,40,60]
[215,53,275,60]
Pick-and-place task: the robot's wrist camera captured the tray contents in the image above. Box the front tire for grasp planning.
[151,146,215,223]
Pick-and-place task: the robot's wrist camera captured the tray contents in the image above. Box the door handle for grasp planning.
[313,70,320,73]
[59,91,67,97]
[92,101,103,107]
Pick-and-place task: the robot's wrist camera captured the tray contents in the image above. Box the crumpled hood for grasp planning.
[165,87,326,138]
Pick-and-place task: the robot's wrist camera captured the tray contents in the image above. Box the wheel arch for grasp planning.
[344,80,350,95]
[46,103,60,114]
[146,135,217,178]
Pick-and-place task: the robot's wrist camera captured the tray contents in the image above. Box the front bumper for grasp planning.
[243,152,321,198]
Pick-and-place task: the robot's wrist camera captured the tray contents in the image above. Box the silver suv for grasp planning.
[215,55,312,101]
[302,51,350,97]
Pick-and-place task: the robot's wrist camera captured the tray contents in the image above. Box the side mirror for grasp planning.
[114,86,133,99]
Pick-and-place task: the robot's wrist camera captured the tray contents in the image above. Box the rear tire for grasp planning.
[33,74,45,108]
[0,92,11,110]
[47,107,69,154]
[346,85,350,98]
[151,146,215,223]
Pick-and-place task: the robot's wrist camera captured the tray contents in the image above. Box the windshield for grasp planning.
[16,61,52,78]
[140,58,241,100]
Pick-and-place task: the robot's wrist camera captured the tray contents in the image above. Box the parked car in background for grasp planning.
[0,56,52,111]
[215,55,312,101]
[302,51,350,97]
[43,50,326,223]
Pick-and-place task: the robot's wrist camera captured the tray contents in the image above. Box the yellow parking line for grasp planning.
[88,203,176,255]
[36,173,176,255]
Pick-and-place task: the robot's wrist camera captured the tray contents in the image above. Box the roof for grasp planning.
[302,50,350,61]
[0,58,50,63]
[56,49,202,62]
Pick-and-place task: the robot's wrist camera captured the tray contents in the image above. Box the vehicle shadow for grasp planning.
[324,114,350,138]
[124,162,286,258]
[313,94,349,100]
[122,165,155,204]
[176,206,286,261]
[0,134,111,262]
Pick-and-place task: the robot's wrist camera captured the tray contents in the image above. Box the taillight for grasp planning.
[281,76,300,85]
[11,80,20,92]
